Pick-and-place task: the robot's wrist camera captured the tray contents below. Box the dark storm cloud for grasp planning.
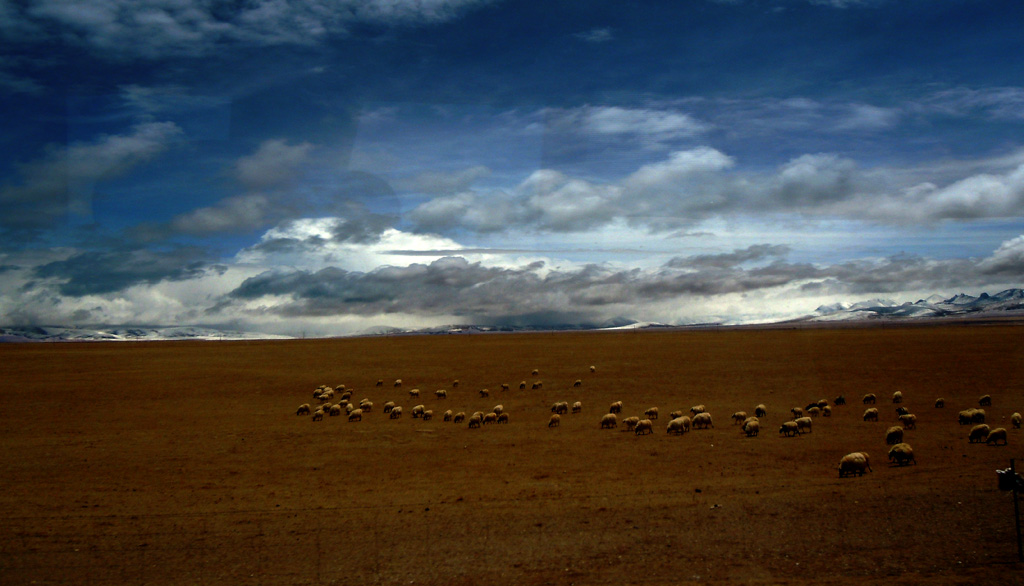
[33,247,224,296]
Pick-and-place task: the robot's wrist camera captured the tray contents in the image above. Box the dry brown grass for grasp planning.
[2,324,1024,584]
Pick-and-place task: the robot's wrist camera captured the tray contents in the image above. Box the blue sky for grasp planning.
[2,0,1024,335]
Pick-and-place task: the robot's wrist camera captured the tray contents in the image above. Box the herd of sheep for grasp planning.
[294,368,1019,478]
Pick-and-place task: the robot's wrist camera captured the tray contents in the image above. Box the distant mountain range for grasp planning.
[3,289,1023,342]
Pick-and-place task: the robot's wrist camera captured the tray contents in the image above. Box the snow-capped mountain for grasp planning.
[807,289,1024,322]
[0,325,292,343]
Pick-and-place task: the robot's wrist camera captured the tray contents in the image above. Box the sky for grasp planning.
[2,0,1024,336]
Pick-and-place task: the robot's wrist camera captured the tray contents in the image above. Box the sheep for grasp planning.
[892,391,903,404]
[345,403,355,415]
[531,381,543,390]
[755,404,767,418]
[492,405,504,416]
[822,405,832,417]
[742,416,759,428]
[1012,413,1022,429]
[898,414,917,429]
[600,413,618,429]
[383,401,395,414]
[532,369,540,376]
[572,401,582,414]
[435,389,447,399]
[390,406,403,419]
[453,412,466,424]
[394,379,402,387]
[935,398,945,408]
[743,419,760,437]
[623,416,640,431]
[335,384,346,391]
[471,411,485,421]
[408,389,420,398]
[669,410,684,420]
[452,380,459,388]
[690,405,706,416]
[986,428,1008,446]
[483,412,498,425]
[479,388,490,398]
[795,416,812,433]
[552,401,569,415]
[634,419,654,435]
[807,406,821,418]
[732,411,748,424]
[667,416,691,435]
[312,409,324,422]
[895,406,910,416]
[519,381,527,390]
[360,400,373,413]
[548,414,561,427]
[644,407,659,420]
[693,412,714,429]
[376,379,383,387]
[779,421,801,437]
[979,395,992,407]
[804,402,820,412]
[863,393,876,405]
[422,410,433,421]
[834,395,846,406]
[972,409,987,424]
[411,404,426,419]
[297,403,311,416]
[885,426,904,445]
[888,443,916,466]
[497,413,509,424]
[590,365,596,373]
[958,409,975,425]
[863,408,879,422]
[443,409,452,422]
[968,424,991,443]
[348,409,363,422]
[609,401,623,414]
[817,399,829,409]
[838,452,872,477]
[340,391,352,402]
[500,383,510,391]
[468,415,482,428]
[573,379,582,388]
[329,404,343,417]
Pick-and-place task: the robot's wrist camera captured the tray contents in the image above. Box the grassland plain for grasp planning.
[2,323,1024,585]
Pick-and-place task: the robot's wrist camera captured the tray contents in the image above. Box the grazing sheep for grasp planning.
[573,379,582,388]
[892,391,903,404]
[669,410,684,420]
[471,411,485,421]
[497,413,509,424]
[435,389,447,399]
[1012,413,1022,429]
[609,401,623,414]
[531,381,543,390]
[834,395,846,406]
[422,410,433,421]
[885,426,904,445]
[732,411,748,424]
[479,388,490,398]
[329,404,343,417]
[519,381,527,390]
[411,404,426,419]
[645,407,659,420]
[795,417,812,433]
[838,452,872,477]
[898,414,917,429]
[888,443,916,466]
[634,419,654,435]
[548,414,561,427]
[532,369,539,376]
[443,409,453,422]
[312,409,324,422]
[493,405,504,416]
[390,406,403,419]
[755,404,768,418]
[863,408,879,422]
[453,412,466,424]
[817,399,829,409]
[979,395,992,407]
[345,403,355,415]
[590,365,596,373]
[691,405,706,416]
[895,406,910,416]
[552,401,569,415]
[743,419,760,437]
[409,389,420,398]
[348,409,363,422]
[452,380,459,388]
[376,379,383,387]
[483,412,498,425]
[807,406,821,418]
[863,393,876,405]
[501,383,510,391]
[600,413,618,429]
[297,404,311,416]
[986,428,1008,445]
[623,416,640,431]
[340,391,352,402]
[958,409,975,425]
[693,412,714,429]
[360,400,373,413]
[804,402,820,412]
[779,421,801,437]
[667,416,691,435]
[572,401,582,414]
[336,384,346,391]
[383,401,395,414]
[972,409,987,424]
[935,398,945,408]
[822,405,832,417]
[394,379,402,387]
[468,415,482,428]
[968,424,991,443]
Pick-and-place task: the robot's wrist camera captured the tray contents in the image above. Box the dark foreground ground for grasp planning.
[2,323,1023,585]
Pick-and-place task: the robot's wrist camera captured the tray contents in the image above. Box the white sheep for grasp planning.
[376,379,384,387]
[497,413,509,424]
[548,414,561,427]
[394,379,402,387]
[348,408,363,422]
[986,428,1008,445]
[838,452,872,477]
[572,401,582,414]
[669,410,684,420]
[623,416,640,431]
[693,412,713,429]
[483,412,498,425]
[452,379,460,388]
[422,410,433,421]
[532,369,540,376]
[493,405,504,416]
[863,408,879,422]
[409,389,420,398]
[345,403,355,415]
[468,414,482,428]
[822,405,832,417]
[296,404,311,416]
[435,389,447,399]
[935,398,945,408]
[411,404,426,419]
[600,413,618,429]
[501,383,510,391]
[383,401,395,414]
[644,407,659,420]
[590,365,596,373]
[312,409,324,422]
[888,443,915,466]
[791,407,804,418]
[634,419,654,435]
[755,404,767,418]
[573,379,582,388]
[390,406,403,419]
[690,404,706,416]
[892,391,903,404]
[898,414,917,429]
[743,419,760,437]
[807,406,821,417]
[779,421,800,437]
[666,416,691,435]
[609,401,623,414]
[443,409,452,422]
[453,412,466,424]
[1012,413,1022,429]
[979,394,992,407]
[479,388,490,398]
[531,381,543,389]
[329,404,342,417]
[885,426,904,445]
[863,393,876,405]
[519,381,527,390]
[968,424,990,443]
[732,411,748,424]
[795,417,812,434]
[552,401,569,415]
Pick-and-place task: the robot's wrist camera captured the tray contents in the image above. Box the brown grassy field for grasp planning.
[2,323,1024,585]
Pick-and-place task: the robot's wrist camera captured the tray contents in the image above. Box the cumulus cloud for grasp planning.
[395,165,491,195]
[32,246,223,296]
[543,105,709,145]
[234,139,315,191]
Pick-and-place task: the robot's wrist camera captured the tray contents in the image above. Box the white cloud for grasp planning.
[235,139,315,190]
